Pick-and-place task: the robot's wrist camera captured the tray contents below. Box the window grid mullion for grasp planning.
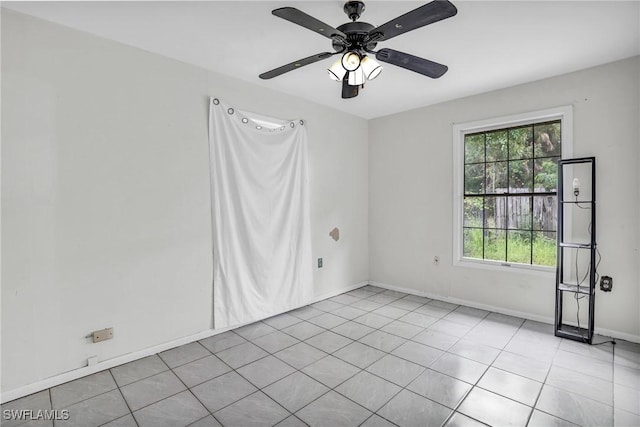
[505,128,510,262]
[529,124,534,265]
[530,196,534,264]
[482,133,487,260]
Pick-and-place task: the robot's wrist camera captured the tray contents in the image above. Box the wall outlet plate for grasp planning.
[92,327,114,343]
[317,258,323,268]
[600,276,613,292]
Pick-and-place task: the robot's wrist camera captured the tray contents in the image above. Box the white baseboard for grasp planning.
[591,327,640,344]
[0,327,226,404]
[0,281,369,404]
[368,281,640,344]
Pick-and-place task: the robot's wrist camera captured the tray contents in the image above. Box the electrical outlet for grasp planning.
[92,327,114,343]
[87,356,98,366]
[600,276,613,292]
[318,258,323,268]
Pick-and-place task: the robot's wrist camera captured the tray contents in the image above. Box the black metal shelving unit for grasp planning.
[555,157,596,344]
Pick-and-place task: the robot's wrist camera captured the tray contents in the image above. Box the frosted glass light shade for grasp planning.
[361,56,382,80]
[341,52,361,71]
[327,60,346,81]
[348,68,365,86]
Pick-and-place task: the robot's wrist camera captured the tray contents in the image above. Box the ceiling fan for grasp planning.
[259,0,457,99]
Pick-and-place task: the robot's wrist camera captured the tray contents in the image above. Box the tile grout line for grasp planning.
[611,342,616,427]
[211,386,293,426]
[477,317,534,427]
[159,341,214,370]
[161,350,227,427]
[46,375,125,424]
[518,318,559,427]
[178,342,309,424]
[118,355,184,417]
[110,356,171,388]
[159,340,300,425]
[105,369,139,427]
[47,388,53,427]
[434,329,493,426]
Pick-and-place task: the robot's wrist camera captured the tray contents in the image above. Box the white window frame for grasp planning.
[452,106,573,276]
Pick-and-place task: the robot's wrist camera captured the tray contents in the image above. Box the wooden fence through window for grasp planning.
[493,188,557,237]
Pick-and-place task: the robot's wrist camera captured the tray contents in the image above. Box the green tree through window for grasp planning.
[463,120,560,267]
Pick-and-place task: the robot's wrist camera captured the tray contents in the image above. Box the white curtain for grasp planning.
[208,98,313,329]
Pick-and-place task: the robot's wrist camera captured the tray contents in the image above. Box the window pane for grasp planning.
[534,158,558,192]
[485,162,508,194]
[507,196,532,230]
[464,164,484,194]
[509,159,533,192]
[464,197,483,227]
[458,115,561,269]
[484,196,506,229]
[484,229,506,261]
[486,130,508,161]
[534,121,561,158]
[507,230,532,264]
[533,231,556,266]
[533,196,557,231]
[463,228,483,259]
[509,126,533,159]
[465,133,484,164]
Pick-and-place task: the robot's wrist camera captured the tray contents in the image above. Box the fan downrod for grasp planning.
[344,1,365,21]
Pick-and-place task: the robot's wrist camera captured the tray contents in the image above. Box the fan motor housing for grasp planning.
[333,21,377,52]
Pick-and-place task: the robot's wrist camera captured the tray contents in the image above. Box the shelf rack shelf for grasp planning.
[557,283,592,295]
[560,200,595,205]
[555,157,596,344]
[558,243,594,249]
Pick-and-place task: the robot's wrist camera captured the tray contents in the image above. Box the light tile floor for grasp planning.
[3,285,639,427]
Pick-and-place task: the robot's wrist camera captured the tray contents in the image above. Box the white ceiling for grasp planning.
[4,1,640,119]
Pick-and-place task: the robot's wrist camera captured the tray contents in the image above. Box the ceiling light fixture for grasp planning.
[327,60,346,81]
[347,66,365,86]
[327,51,381,88]
[360,56,382,80]
[260,0,458,99]
[341,51,361,71]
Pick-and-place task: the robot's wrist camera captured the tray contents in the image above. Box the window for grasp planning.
[453,107,573,273]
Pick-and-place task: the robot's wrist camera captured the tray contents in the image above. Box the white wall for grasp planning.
[3,5,638,401]
[1,9,369,394]
[369,56,640,341]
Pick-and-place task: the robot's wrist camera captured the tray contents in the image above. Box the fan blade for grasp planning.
[376,48,448,78]
[341,75,359,99]
[259,52,335,80]
[273,7,347,41]
[367,0,457,42]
